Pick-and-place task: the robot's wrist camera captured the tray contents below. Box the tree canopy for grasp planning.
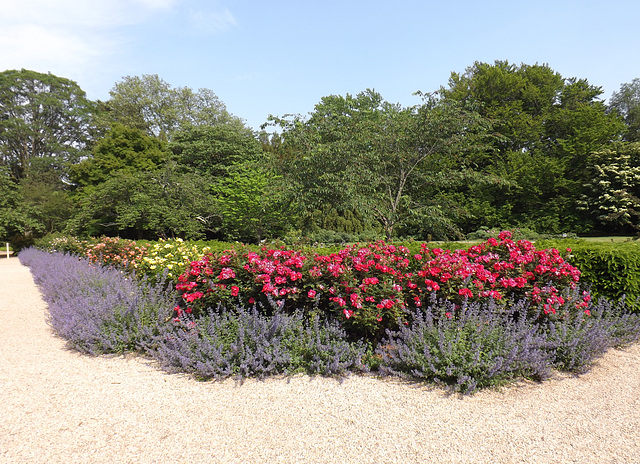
[609,78,640,142]
[439,60,626,233]
[2,64,639,247]
[0,69,95,180]
[97,74,246,140]
[268,89,501,239]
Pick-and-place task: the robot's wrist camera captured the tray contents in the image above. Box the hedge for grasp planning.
[537,239,640,309]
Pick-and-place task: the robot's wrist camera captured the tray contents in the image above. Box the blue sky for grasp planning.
[2,0,640,131]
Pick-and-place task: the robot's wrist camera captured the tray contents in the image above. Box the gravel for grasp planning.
[2,256,640,463]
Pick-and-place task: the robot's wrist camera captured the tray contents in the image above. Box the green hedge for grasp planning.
[537,239,640,309]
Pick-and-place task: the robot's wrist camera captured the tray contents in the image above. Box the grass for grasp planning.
[578,236,639,243]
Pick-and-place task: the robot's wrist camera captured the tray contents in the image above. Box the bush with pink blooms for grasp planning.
[173,231,591,341]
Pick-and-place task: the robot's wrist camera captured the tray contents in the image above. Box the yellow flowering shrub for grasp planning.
[136,238,211,281]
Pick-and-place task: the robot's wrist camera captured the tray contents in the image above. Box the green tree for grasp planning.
[169,124,264,178]
[609,78,640,142]
[268,90,498,239]
[212,163,291,243]
[67,164,217,240]
[99,74,244,139]
[580,142,640,233]
[70,124,168,188]
[20,177,74,234]
[0,166,41,243]
[0,69,95,180]
[440,61,625,233]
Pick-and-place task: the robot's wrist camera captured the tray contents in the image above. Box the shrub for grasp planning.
[20,244,640,394]
[377,298,552,394]
[150,306,368,379]
[135,238,213,282]
[537,239,640,309]
[34,233,90,255]
[19,248,175,355]
[545,294,640,373]
[173,232,590,343]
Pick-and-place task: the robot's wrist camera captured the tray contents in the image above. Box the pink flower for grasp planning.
[498,230,512,241]
[424,279,440,291]
[218,267,236,280]
[343,309,354,319]
[230,286,239,297]
[458,288,473,298]
[307,289,316,298]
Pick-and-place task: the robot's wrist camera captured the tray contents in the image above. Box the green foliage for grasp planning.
[170,124,264,178]
[34,233,90,255]
[70,124,168,188]
[212,163,291,243]
[537,239,640,308]
[609,78,640,142]
[267,89,502,239]
[440,60,626,235]
[0,69,95,181]
[97,74,244,139]
[0,166,42,243]
[67,165,217,240]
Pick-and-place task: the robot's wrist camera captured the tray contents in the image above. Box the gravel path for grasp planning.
[1,256,640,463]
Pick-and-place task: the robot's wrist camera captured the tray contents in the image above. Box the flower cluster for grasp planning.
[173,246,308,317]
[174,233,591,341]
[83,237,148,274]
[136,239,211,281]
[407,231,589,318]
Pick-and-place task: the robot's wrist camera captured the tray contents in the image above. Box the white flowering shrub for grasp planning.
[580,143,640,230]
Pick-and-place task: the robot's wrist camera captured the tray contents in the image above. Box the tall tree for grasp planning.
[99,74,245,140]
[69,124,168,188]
[580,142,640,233]
[169,124,263,178]
[0,166,41,243]
[609,78,640,142]
[268,90,498,239]
[0,69,94,180]
[440,61,625,233]
[67,164,217,240]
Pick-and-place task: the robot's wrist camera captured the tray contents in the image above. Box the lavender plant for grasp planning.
[20,248,175,355]
[545,294,640,373]
[150,305,368,380]
[377,298,553,394]
[19,247,640,393]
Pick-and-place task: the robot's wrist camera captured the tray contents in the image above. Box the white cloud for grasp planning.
[0,24,106,69]
[0,0,180,90]
[189,8,237,35]
[0,0,237,98]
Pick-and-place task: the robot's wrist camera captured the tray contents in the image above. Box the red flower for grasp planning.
[458,288,473,298]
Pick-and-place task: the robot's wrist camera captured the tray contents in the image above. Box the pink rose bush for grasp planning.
[174,231,591,341]
[83,236,148,274]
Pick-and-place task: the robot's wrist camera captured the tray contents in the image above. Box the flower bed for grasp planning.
[173,231,592,342]
[24,231,640,394]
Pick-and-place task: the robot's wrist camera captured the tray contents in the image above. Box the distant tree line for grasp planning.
[1,62,640,246]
